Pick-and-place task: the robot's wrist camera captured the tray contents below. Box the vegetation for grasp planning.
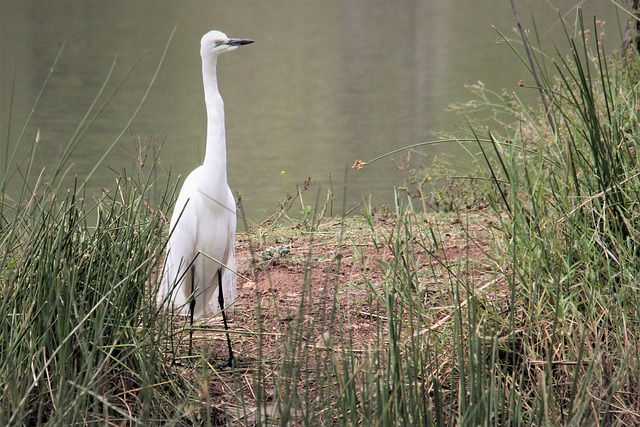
[2,4,640,426]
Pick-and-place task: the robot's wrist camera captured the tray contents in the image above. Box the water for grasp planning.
[0,0,626,223]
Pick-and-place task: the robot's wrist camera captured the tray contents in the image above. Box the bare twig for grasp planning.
[510,0,556,135]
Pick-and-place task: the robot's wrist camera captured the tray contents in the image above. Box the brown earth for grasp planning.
[177,210,503,424]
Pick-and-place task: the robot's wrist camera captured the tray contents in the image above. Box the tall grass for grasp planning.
[0,173,179,425]
[473,8,640,425]
[0,31,213,425]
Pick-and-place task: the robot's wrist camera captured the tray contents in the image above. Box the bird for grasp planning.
[158,30,254,366]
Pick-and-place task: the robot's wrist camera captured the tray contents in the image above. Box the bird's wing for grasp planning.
[158,192,198,315]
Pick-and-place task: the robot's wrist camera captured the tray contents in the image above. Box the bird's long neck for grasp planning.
[202,54,228,187]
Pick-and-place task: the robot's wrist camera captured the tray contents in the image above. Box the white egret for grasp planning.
[158,30,254,365]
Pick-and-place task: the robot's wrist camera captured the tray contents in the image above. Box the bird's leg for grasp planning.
[188,265,196,358]
[218,269,235,367]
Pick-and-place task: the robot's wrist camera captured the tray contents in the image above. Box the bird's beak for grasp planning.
[226,38,254,47]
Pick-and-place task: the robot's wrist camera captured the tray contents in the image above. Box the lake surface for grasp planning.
[0,1,626,224]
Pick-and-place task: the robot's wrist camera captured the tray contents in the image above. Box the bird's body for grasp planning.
[161,166,237,318]
[158,31,253,338]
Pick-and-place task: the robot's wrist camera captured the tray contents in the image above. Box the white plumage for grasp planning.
[158,31,253,359]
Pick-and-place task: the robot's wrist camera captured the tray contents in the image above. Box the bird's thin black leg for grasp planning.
[188,265,196,358]
[218,269,235,366]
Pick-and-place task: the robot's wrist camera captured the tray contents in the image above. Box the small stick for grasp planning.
[510,0,556,134]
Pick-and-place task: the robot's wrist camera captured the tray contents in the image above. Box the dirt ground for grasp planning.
[180,210,502,423]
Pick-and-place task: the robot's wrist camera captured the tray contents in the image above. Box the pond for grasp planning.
[0,0,626,223]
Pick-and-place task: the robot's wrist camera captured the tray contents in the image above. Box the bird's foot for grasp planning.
[224,354,237,369]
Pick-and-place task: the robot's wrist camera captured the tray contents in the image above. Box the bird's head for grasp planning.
[200,30,254,57]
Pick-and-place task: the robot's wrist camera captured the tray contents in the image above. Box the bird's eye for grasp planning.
[214,40,224,47]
